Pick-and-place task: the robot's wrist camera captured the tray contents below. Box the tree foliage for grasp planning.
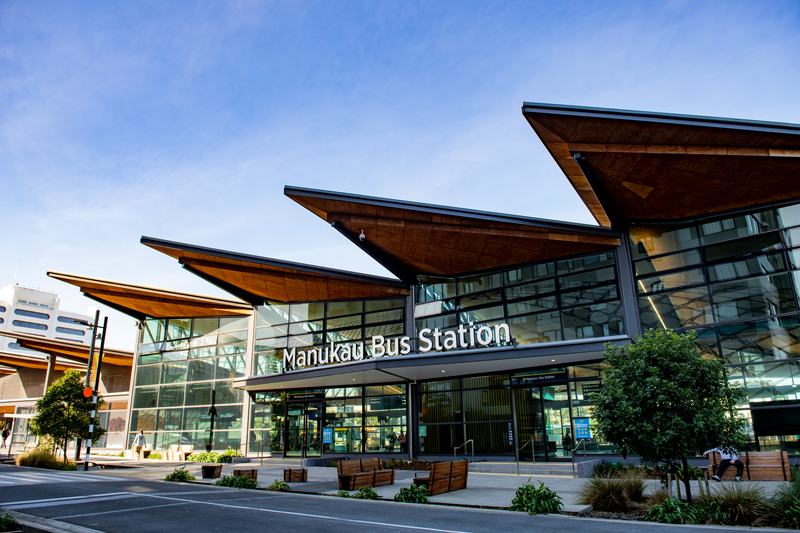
[29,370,106,462]
[592,329,746,501]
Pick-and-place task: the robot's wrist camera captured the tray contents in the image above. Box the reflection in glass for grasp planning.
[638,287,712,330]
[711,273,796,322]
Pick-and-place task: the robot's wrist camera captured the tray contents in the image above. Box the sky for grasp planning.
[2,0,799,351]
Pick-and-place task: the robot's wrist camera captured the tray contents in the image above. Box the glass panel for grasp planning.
[505,278,556,301]
[457,289,502,309]
[364,324,402,337]
[417,314,457,331]
[254,337,288,352]
[183,407,212,430]
[135,365,160,387]
[162,350,188,362]
[141,319,167,345]
[560,267,615,290]
[365,299,404,312]
[192,317,219,337]
[158,385,185,408]
[562,302,624,340]
[218,342,247,355]
[638,287,712,329]
[214,381,243,405]
[325,398,363,427]
[718,317,800,365]
[185,383,213,406]
[161,362,187,384]
[219,316,249,332]
[131,409,156,432]
[557,253,615,274]
[257,304,290,327]
[568,363,605,379]
[509,312,561,345]
[704,232,782,262]
[507,295,557,316]
[458,273,502,294]
[418,391,461,424]
[741,361,800,403]
[778,203,800,229]
[187,359,215,382]
[189,346,216,359]
[629,222,700,259]
[137,354,161,365]
[700,210,778,245]
[504,263,556,285]
[157,409,182,431]
[326,301,361,318]
[462,388,511,421]
[256,352,284,374]
[133,387,158,409]
[637,268,704,294]
[167,318,191,340]
[324,427,363,454]
[416,276,456,303]
[326,315,362,329]
[560,284,617,307]
[634,250,703,276]
[711,273,796,322]
[215,355,245,379]
[256,325,289,339]
[219,330,248,344]
[364,308,403,324]
[459,305,504,323]
[708,252,786,282]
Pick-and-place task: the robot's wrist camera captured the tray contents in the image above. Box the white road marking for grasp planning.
[3,494,140,510]
[0,492,131,506]
[53,502,189,519]
[0,471,122,486]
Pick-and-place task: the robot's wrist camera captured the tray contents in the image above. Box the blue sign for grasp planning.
[574,418,591,440]
[322,427,333,444]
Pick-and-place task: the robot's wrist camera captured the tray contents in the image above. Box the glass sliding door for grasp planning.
[514,385,572,462]
[285,401,322,458]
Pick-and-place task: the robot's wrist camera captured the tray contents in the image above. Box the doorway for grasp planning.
[514,385,572,462]
[285,401,322,458]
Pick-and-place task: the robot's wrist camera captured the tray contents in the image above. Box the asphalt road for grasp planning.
[0,465,782,533]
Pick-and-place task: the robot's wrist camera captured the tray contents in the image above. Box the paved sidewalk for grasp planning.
[85,457,794,512]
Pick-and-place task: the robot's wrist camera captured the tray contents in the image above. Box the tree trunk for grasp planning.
[74,437,81,461]
[63,439,68,464]
[682,456,693,504]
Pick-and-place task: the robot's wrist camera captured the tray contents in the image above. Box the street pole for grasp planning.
[75,310,101,462]
[83,316,107,471]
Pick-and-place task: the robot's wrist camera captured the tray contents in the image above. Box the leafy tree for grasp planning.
[29,370,106,463]
[591,329,746,503]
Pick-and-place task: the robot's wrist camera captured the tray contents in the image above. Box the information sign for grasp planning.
[322,427,333,444]
[574,417,591,440]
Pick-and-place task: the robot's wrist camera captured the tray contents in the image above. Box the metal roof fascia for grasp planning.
[521,102,800,136]
[284,186,620,238]
[140,236,408,288]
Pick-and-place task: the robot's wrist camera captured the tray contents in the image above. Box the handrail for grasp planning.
[570,440,588,478]
[516,438,536,475]
[239,440,271,465]
[453,439,474,461]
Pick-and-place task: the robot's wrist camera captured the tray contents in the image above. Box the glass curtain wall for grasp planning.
[130,316,249,451]
[253,298,405,374]
[630,202,800,450]
[416,252,624,347]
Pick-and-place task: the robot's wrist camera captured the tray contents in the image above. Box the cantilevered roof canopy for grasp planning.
[522,103,800,226]
[0,331,134,367]
[48,271,253,321]
[141,237,410,305]
[284,187,621,282]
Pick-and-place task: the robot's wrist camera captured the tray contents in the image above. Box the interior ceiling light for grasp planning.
[551,359,556,362]
[441,370,446,373]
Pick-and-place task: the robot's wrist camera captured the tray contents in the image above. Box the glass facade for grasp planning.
[416,252,624,345]
[130,316,249,450]
[253,298,405,374]
[630,202,800,449]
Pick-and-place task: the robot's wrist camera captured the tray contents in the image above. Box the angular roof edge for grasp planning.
[284,185,620,237]
[522,102,800,135]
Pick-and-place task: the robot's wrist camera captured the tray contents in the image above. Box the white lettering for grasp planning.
[469,322,476,346]
[419,329,433,352]
[373,335,385,357]
[399,337,411,355]
[387,337,399,356]
[297,350,307,366]
[353,342,364,361]
[307,348,318,366]
[477,325,493,346]
[319,346,329,364]
[457,323,468,348]
[283,347,296,370]
[443,331,458,350]
[330,342,341,363]
[495,323,510,344]
[341,344,351,362]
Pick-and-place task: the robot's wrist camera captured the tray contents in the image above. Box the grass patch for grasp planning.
[16,449,76,470]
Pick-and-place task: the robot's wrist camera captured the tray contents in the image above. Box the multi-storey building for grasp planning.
[38,103,800,462]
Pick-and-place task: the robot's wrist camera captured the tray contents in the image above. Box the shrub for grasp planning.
[352,486,380,500]
[337,490,351,498]
[767,478,800,527]
[164,466,196,482]
[16,449,74,470]
[791,464,800,483]
[509,478,563,515]
[327,460,339,468]
[778,493,800,529]
[147,453,162,459]
[0,512,17,533]
[714,483,768,526]
[643,497,698,524]
[622,470,646,502]
[576,476,628,512]
[645,488,670,507]
[187,451,221,463]
[695,497,731,525]
[382,458,404,470]
[215,475,258,489]
[218,447,244,463]
[593,461,639,478]
[394,485,430,504]
[266,479,290,492]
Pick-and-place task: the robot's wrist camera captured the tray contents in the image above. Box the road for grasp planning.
[0,465,781,532]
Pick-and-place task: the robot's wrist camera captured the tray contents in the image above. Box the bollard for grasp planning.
[667,472,672,498]
[697,475,704,498]
[676,474,682,500]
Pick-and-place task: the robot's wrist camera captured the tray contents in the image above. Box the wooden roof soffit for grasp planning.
[522,104,800,223]
[284,187,621,277]
[0,332,133,367]
[141,237,409,304]
[48,271,253,320]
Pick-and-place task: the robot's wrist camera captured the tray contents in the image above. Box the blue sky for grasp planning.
[2,0,799,350]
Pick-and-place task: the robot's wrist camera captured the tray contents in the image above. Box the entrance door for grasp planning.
[285,401,322,458]
[514,385,571,462]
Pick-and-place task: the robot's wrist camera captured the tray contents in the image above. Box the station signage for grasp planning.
[283,322,511,371]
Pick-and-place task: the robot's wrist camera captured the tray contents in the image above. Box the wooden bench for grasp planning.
[413,460,469,495]
[708,451,791,481]
[284,468,308,482]
[337,458,395,490]
[234,468,257,481]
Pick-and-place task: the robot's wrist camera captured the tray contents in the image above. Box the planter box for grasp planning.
[202,464,223,479]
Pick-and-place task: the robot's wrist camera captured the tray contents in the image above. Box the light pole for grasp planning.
[75,311,108,471]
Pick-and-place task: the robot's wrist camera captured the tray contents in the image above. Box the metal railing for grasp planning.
[453,439,474,461]
[570,440,589,477]
[516,438,536,475]
[239,440,272,465]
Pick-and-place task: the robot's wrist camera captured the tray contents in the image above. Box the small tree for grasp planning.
[592,329,746,503]
[29,370,106,462]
